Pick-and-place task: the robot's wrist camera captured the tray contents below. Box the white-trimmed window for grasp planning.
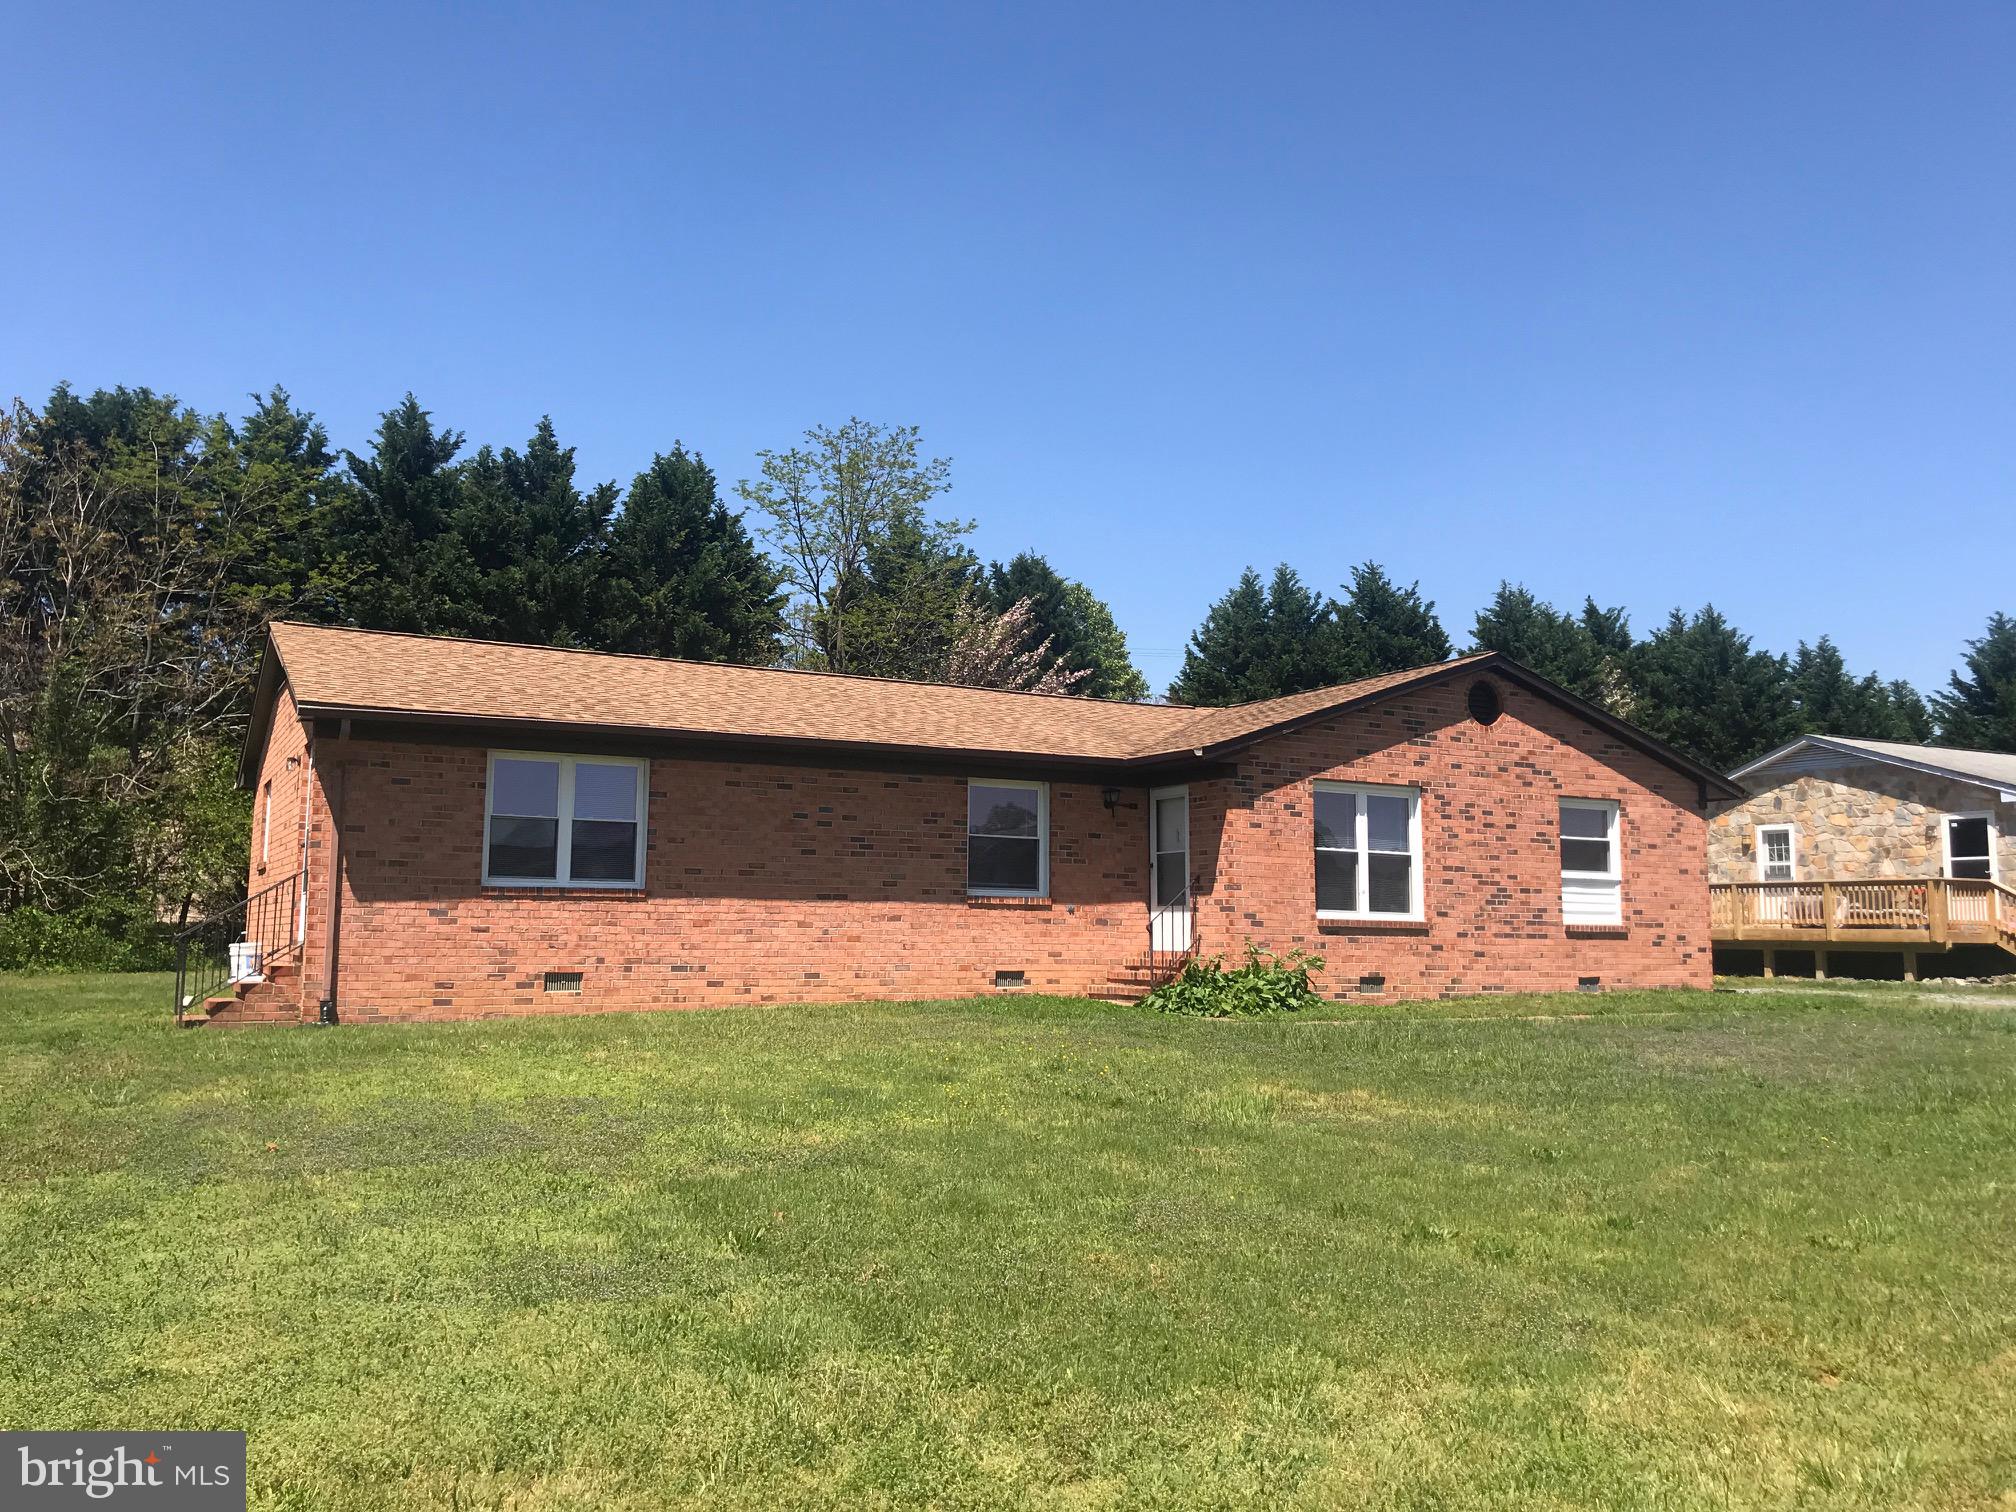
[1314,782,1422,919]
[967,779,1048,896]
[1756,823,1795,882]
[260,779,274,866]
[483,752,648,888]
[1560,798,1621,924]
[1943,812,1997,881]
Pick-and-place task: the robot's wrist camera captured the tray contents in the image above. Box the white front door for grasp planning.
[1149,786,1191,953]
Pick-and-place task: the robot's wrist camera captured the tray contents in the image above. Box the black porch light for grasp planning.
[1101,786,1121,814]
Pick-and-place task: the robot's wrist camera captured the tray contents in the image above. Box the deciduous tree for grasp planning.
[736,419,962,673]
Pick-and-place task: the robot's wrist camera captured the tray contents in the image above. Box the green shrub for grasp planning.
[0,903,174,972]
[1144,944,1326,1018]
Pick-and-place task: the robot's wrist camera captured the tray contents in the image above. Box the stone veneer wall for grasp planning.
[1708,762,2015,884]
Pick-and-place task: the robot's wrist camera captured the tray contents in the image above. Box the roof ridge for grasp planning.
[1122,653,1495,757]
[1824,733,2006,756]
[269,621,1199,714]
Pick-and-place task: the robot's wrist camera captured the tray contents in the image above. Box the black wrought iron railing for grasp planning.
[1147,879,1199,980]
[171,874,301,1024]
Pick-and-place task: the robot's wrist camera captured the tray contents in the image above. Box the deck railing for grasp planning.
[1710,877,2016,947]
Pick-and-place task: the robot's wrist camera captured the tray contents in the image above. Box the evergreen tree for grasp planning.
[1257,565,1342,690]
[1785,637,1933,743]
[222,386,349,624]
[1880,680,1935,742]
[1058,581,1150,701]
[985,553,1148,700]
[1787,637,1859,733]
[1626,606,1795,770]
[1574,598,1637,714]
[1168,565,1350,704]
[986,553,1072,645]
[1168,568,1273,704]
[1932,611,2016,752]
[450,418,617,646]
[598,445,785,663]
[1580,599,1633,658]
[333,395,468,633]
[1329,562,1451,675]
[1469,583,1602,697]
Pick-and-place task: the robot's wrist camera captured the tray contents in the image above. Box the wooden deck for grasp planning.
[1710,877,2016,973]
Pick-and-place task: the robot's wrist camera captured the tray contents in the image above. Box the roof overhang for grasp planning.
[1730,735,2016,803]
[236,639,288,788]
[301,706,1237,783]
[240,630,1742,802]
[1175,653,1743,801]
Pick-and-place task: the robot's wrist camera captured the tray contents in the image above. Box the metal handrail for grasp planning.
[1146,876,1199,979]
[171,873,301,1024]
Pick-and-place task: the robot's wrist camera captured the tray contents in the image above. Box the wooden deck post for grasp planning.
[1928,880,1950,945]
[1814,948,1828,981]
[1821,882,1839,941]
[1762,949,1775,980]
[1902,949,1917,983]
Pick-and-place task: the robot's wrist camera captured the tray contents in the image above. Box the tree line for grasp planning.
[1173,567,2013,771]
[4,381,2012,967]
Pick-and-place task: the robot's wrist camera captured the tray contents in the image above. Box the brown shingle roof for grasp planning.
[268,622,1204,761]
[252,623,1737,794]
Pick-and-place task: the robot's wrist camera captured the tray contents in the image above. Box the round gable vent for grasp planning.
[1466,679,1503,726]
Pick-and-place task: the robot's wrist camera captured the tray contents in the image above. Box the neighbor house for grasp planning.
[1709,735,2016,978]
[187,623,1738,1024]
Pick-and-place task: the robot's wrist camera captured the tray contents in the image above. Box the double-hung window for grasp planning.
[484,752,648,888]
[1560,798,1622,924]
[967,780,1048,896]
[1756,823,1795,882]
[1314,782,1422,919]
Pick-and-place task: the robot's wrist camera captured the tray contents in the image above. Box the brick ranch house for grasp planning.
[192,622,1739,1025]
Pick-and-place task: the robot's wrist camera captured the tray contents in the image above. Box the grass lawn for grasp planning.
[3,976,2013,1510]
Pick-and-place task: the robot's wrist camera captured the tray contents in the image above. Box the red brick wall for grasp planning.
[241,687,311,991]
[281,672,1710,1022]
[310,742,1150,1021]
[1194,677,1712,998]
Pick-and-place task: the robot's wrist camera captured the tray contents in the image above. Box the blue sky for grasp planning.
[5,2,2011,695]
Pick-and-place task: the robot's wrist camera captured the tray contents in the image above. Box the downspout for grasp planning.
[318,750,347,1025]
[295,745,313,946]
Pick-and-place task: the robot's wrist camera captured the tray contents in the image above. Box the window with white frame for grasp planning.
[260,779,273,866]
[483,752,648,888]
[1314,782,1421,918]
[1756,823,1795,882]
[1559,798,1622,924]
[1943,812,1996,881]
[967,780,1048,896]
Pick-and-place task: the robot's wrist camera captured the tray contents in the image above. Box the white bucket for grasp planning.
[228,940,264,985]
